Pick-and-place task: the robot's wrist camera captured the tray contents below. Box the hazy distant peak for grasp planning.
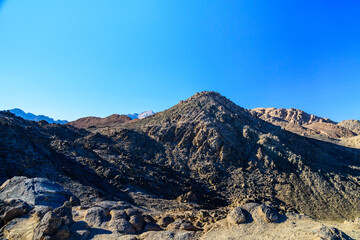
[8,108,68,124]
[127,110,155,120]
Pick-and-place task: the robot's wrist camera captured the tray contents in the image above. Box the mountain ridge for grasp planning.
[8,108,68,124]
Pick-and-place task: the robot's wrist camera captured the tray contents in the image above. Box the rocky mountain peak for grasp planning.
[136,91,251,128]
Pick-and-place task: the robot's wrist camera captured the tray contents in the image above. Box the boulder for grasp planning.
[84,207,108,228]
[108,218,136,234]
[33,211,63,240]
[54,201,73,225]
[0,199,32,226]
[0,176,79,208]
[227,207,247,224]
[258,204,278,223]
[316,226,350,240]
[129,214,145,232]
[110,209,128,220]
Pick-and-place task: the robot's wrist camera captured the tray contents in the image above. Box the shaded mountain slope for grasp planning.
[67,114,132,129]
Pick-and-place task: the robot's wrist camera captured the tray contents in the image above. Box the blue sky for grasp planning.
[0,1,359,121]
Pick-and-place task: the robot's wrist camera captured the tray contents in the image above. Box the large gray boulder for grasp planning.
[0,176,79,208]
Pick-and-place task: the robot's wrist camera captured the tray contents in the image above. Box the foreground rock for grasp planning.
[227,207,246,225]
[0,176,79,208]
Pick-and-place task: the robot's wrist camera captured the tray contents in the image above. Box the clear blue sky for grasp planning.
[0,1,359,121]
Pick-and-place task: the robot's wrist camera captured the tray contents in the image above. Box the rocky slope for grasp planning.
[67,114,132,129]
[251,107,360,147]
[338,120,360,135]
[0,91,360,239]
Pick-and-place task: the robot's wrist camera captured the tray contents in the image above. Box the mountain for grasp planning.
[127,110,155,120]
[251,107,359,146]
[0,92,360,239]
[8,108,68,124]
[338,120,360,135]
[67,114,132,129]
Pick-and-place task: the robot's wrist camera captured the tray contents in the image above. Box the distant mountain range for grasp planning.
[6,108,155,125]
[9,108,68,124]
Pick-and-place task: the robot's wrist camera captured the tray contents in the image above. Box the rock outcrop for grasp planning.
[251,107,360,148]
[67,114,132,129]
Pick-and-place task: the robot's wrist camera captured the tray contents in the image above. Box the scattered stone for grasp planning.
[227,206,247,224]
